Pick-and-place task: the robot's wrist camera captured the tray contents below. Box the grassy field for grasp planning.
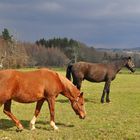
[0,68,140,140]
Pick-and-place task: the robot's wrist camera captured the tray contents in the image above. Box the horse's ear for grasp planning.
[80,92,83,96]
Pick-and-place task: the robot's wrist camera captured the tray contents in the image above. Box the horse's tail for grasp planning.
[66,64,73,81]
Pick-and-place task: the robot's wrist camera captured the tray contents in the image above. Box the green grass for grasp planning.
[0,68,140,140]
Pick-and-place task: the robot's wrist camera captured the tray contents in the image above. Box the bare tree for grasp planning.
[0,52,6,69]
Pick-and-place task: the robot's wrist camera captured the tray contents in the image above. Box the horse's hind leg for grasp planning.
[77,80,82,90]
[73,77,82,90]
[30,99,45,130]
[101,87,106,103]
[3,100,23,131]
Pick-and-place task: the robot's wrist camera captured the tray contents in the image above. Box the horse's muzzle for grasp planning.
[79,115,86,119]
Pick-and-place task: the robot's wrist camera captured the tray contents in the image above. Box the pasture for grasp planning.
[0,68,140,140]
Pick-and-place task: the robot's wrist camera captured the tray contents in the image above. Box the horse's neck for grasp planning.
[112,60,126,73]
[61,91,75,102]
[62,83,78,101]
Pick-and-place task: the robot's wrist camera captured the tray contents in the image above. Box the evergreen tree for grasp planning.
[2,28,12,41]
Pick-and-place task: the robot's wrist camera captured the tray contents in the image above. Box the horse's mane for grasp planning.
[58,73,79,98]
[58,74,74,89]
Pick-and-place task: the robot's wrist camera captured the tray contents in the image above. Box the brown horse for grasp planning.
[66,57,135,103]
[0,68,86,131]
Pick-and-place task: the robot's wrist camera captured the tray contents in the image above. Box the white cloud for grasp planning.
[36,1,63,12]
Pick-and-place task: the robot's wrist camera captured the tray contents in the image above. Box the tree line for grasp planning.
[0,28,140,69]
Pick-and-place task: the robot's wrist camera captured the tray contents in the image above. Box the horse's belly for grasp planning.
[85,75,105,82]
[12,92,44,103]
[86,78,104,83]
[85,71,106,83]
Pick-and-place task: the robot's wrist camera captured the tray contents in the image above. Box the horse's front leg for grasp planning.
[101,80,111,103]
[106,81,111,103]
[3,100,23,132]
[30,99,45,130]
[47,97,58,130]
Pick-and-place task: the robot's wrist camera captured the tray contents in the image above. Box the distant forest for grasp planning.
[0,28,140,68]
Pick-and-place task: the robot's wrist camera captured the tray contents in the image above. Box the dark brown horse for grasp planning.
[66,57,135,103]
[0,68,86,131]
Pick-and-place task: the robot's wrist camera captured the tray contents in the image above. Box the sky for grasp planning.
[0,0,140,48]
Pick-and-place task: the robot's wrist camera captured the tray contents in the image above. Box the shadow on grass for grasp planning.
[85,98,98,103]
[0,119,30,131]
[56,99,69,103]
[0,119,15,130]
[56,98,98,104]
[35,121,74,131]
[0,119,74,131]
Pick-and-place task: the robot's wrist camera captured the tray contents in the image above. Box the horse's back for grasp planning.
[0,68,64,103]
[17,68,63,96]
[72,61,108,71]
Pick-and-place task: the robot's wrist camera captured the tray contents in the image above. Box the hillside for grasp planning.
[1,32,140,68]
[96,47,140,52]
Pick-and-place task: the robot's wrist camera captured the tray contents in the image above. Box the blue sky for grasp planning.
[0,0,140,48]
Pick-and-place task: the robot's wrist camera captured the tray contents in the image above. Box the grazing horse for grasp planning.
[0,68,86,131]
[66,57,135,103]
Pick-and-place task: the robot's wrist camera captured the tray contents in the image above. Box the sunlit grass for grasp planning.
[0,68,140,140]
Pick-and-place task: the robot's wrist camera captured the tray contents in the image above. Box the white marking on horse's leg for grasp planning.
[50,121,58,130]
[30,116,37,130]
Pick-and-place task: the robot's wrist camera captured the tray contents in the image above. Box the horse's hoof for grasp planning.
[50,121,59,131]
[106,100,111,103]
[16,124,24,132]
[30,127,36,131]
[51,125,59,131]
[54,126,59,131]
[16,128,23,132]
[30,123,36,130]
[107,101,111,104]
[101,100,104,104]
[54,127,59,131]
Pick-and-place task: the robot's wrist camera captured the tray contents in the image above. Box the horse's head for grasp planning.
[71,92,86,119]
[125,57,135,73]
